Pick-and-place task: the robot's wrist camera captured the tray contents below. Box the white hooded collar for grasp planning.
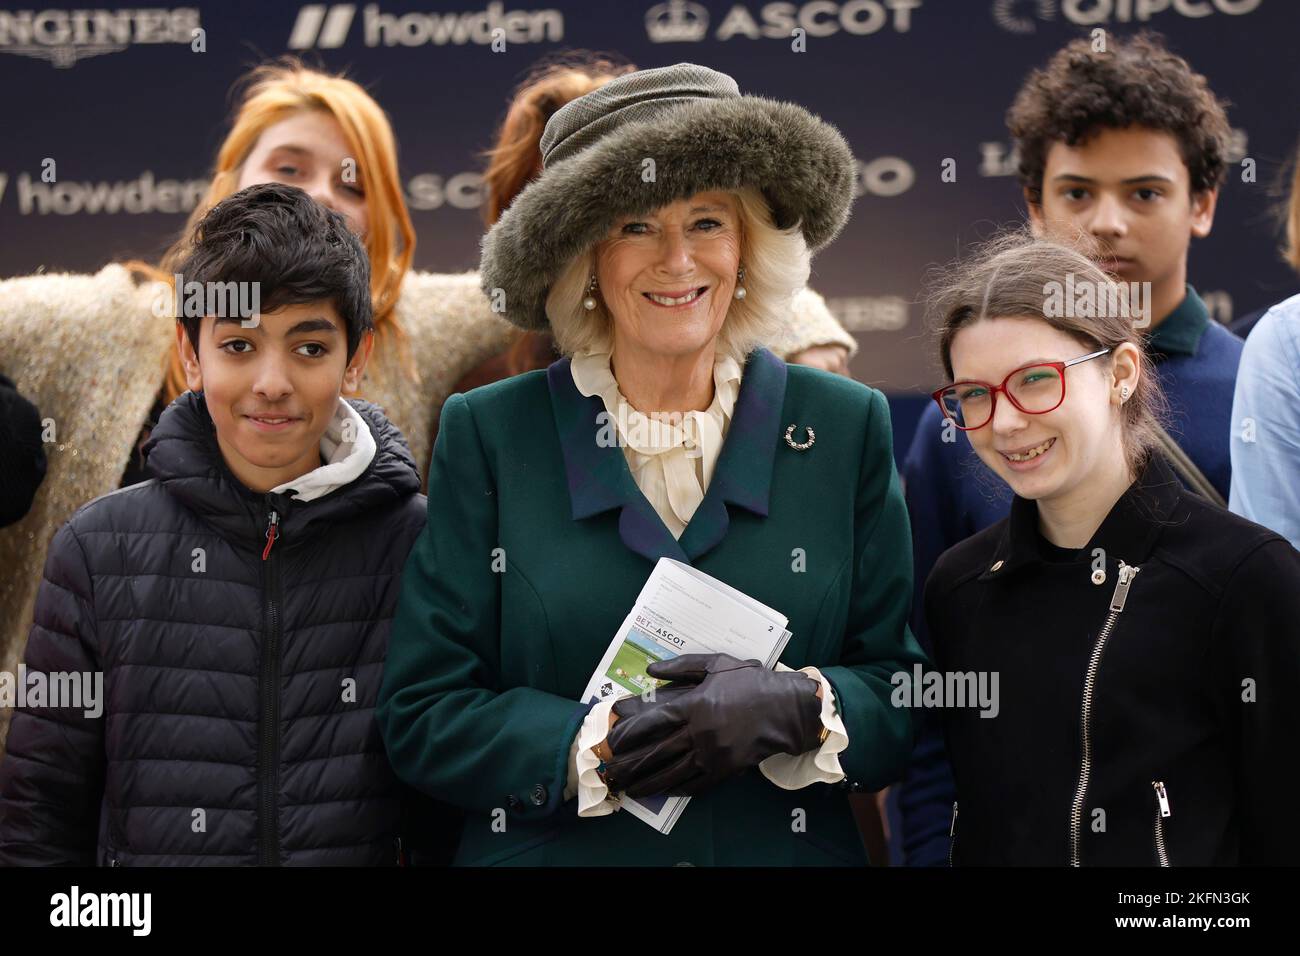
[269,398,377,503]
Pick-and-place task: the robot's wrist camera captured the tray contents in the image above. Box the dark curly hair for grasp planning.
[1008,33,1231,206]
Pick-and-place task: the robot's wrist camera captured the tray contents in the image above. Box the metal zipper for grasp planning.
[948,801,959,867]
[1152,780,1172,867]
[257,506,283,866]
[1069,561,1140,866]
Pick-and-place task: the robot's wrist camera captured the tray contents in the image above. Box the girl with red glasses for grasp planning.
[923,235,1300,866]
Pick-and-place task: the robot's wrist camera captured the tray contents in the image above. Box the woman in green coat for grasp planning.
[377,63,926,866]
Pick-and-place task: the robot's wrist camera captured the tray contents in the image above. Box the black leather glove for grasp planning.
[596,683,695,796]
[601,653,824,797]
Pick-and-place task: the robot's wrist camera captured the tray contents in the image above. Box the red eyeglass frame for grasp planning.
[931,348,1112,431]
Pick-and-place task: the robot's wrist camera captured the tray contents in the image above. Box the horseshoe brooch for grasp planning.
[784,424,815,451]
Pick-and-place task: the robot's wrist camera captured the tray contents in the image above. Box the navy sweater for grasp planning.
[898,286,1244,866]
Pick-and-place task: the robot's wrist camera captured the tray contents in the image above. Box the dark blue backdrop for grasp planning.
[3,0,1296,448]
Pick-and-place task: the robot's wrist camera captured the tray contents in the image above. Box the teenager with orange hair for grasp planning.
[155,59,416,405]
[134,58,506,483]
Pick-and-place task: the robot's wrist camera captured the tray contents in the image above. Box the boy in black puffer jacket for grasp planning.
[0,183,452,865]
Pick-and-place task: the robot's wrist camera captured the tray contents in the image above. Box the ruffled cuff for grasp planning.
[564,695,624,817]
[759,665,848,790]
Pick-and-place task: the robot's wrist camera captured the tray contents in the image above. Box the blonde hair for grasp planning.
[545,187,809,365]
[1283,139,1300,273]
[151,58,415,402]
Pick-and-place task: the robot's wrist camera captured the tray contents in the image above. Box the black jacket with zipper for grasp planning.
[0,391,443,865]
[926,453,1300,866]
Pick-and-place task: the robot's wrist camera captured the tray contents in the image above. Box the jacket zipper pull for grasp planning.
[1153,781,1171,817]
[949,801,959,836]
[262,510,279,561]
[1108,561,1140,612]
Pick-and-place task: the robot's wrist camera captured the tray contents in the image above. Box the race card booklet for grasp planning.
[580,556,792,834]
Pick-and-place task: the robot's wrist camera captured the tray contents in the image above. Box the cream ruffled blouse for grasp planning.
[569,348,743,539]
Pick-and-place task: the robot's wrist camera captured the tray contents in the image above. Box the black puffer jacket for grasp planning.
[0,392,429,865]
[928,454,1300,866]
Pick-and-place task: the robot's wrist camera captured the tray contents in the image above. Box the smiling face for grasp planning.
[236,110,369,238]
[948,316,1129,503]
[595,190,742,360]
[177,301,372,493]
[1028,126,1216,319]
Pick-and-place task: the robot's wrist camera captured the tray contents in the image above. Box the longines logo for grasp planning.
[992,0,1261,32]
[0,7,199,67]
[288,2,563,49]
[646,0,920,43]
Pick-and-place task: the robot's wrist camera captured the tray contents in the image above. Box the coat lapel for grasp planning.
[547,348,787,565]
[548,357,687,563]
[678,347,786,560]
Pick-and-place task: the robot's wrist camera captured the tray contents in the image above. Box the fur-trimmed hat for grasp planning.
[479,62,856,332]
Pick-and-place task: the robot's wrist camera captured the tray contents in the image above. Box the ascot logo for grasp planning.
[288,2,563,49]
[647,0,920,42]
[0,7,199,67]
[992,0,1261,32]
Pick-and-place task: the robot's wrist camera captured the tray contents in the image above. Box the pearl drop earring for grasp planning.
[734,266,747,301]
[583,274,598,311]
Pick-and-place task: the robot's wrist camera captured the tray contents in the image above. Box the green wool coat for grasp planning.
[377,347,927,866]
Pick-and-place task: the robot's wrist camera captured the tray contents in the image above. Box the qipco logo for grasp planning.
[1060,0,1261,22]
[994,0,1261,32]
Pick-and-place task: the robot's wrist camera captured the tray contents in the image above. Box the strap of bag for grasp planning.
[1153,424,1227,508]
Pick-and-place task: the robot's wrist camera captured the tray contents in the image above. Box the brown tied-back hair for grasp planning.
[930,232,1169,478]
[474,52,635,379]
[1007,32,1232,206]
[480,52,634,228]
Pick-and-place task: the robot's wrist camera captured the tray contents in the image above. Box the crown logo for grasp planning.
[646,0,709,43]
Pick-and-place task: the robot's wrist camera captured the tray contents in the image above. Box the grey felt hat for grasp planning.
[479,62,856,331]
